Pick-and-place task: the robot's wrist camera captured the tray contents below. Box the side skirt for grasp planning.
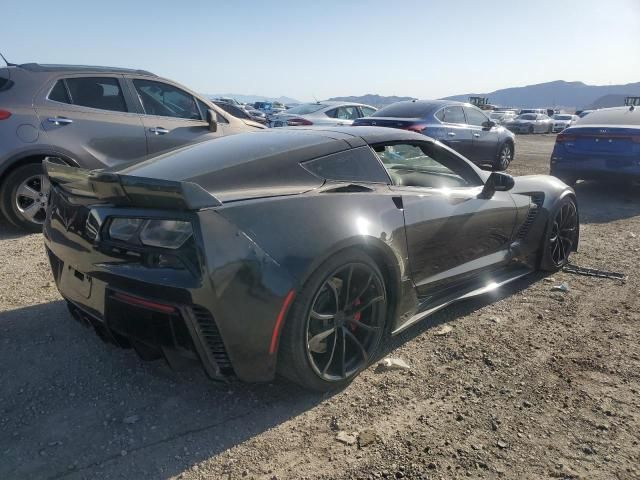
[392,264,533,335]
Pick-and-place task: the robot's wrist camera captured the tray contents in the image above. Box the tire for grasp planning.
[495,142,514,170]
[539,196,578,272]
[528,125,534,134]
[278,248,387,392]
[547,125,553,134]
[0,163,50,232]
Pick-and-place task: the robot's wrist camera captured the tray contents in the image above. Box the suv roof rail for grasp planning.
[17,63,156,76]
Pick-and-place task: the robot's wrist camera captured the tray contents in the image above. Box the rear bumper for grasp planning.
[550,151,640,181]
[43,187,296,383]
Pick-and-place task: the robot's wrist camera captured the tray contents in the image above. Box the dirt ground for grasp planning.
[1,134,639,480]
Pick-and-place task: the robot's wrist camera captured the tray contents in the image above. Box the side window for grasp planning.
[360,106,376,117]
[302,146,390,183]
[48,80,70,104]
[63,77,127,112]
[464,107,489,126]
[196,99,211,119]
[133,79,201,120]
[373,142,482,189]
[325,108,337,118]
[439,106,465,124]
[335,106,360,120]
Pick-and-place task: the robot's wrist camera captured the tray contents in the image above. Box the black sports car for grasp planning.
[43,127,579,391]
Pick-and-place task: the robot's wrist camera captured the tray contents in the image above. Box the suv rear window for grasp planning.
[49,77,127,112]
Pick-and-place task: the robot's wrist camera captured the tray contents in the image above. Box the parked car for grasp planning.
[253,101,286,115]
[489,110,517,125]
[552,114,579,133]
[550,106,640,185]
[0,63,265,231]
[519,108,548,115]
[577,110,594,118]
[43,126,578,391]
[214,97,240,106]
[504,113,554,134]
[353,100,515,170]
[213,100,268,125]
[268,101,377,128]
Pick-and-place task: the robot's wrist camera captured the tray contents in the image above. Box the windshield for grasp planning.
[517,114,537,120]
[554,114,572,120]
[284,103,326,115]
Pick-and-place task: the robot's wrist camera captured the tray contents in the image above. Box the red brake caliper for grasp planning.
[351,298,361,331]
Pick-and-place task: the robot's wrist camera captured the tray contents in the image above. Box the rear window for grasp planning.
[48,81,70,103]
[302,147,390,183]
[577,108,640,126]
[372,102,431,118]
[285,103,326,115]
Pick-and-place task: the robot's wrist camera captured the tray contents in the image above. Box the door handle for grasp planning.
[447,132,456,137]
[149,127,169,135]
[47,117,73,125]
[473,133,480,138]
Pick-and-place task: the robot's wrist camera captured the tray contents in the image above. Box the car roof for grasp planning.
[17,63,155,76]
[576,106,639,126]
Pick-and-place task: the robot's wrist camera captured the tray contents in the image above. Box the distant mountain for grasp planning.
[585,94,635,110]
[206,93,301,105]
[325,94,416,108]
[442,80,640,109]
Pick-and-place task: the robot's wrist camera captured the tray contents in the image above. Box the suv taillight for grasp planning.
[0,109,11,120]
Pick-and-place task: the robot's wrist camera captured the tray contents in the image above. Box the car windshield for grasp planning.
[372,102,432,118]
[517,114,537,120]
[554,114,572,120]
[284,103,326,115]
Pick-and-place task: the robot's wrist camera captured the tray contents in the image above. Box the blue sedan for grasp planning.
[550,106,640,186]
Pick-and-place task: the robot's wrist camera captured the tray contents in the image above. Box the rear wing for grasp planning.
[43,158,221,210]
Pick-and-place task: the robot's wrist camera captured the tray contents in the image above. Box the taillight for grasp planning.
[287,118,313,126]
[631,135,640,143]
[0,109,11,120]
[556,134,576,143]
[404,123,428,133]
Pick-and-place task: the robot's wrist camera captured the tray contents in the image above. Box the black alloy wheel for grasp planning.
[278,249,387,391]
[541,197,578,271]
[496,142,513,170]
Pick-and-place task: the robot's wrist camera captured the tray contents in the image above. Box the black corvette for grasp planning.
[43,127,579,391]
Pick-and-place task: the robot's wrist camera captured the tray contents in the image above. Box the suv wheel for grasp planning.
[495,142,514,170]
[0,163,50,232]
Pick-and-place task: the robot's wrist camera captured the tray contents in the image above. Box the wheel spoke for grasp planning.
[352,295,384,315]
[40,175,51,193]
[321,329,339,375]
[345,318,381,332]
[326,281,340,312]
[16,183,40,201]
[20,201,42,220]
[342,265,354,309]
[350,273,373,305]
[308,327,336,353]
[340,327,346,378]
[344,328,369,363]
[310,310,335,321]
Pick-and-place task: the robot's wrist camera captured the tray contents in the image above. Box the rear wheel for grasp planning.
[0,163,50,232]
[540,197,578,271]
[495,142,514,170]
[278,249,387,391]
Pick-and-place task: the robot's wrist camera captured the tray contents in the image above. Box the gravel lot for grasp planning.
[1,134,639,480]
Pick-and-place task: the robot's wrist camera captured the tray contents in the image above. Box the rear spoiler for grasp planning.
[43,158,221,210]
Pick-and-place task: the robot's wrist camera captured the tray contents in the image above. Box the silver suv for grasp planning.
[0,63,264,231]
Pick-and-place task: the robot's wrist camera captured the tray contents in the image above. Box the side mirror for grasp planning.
[482,120,496,129]
[479,172,515,199]
[206,109,218,132]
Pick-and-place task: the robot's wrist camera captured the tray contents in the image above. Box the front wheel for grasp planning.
[0,163,50,232]
[539,197,579,271]
[528,125,534,134]
[278,249,387,391]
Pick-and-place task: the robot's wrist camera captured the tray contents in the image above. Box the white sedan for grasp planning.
[268,101,377,127]
[552,114,579,133]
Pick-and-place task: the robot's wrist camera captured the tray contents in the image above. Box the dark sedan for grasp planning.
[43,127,578,391]
[550,106,640,185]
[353,100,516,170]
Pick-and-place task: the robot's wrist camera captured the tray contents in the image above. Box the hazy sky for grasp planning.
[4,0,640,101]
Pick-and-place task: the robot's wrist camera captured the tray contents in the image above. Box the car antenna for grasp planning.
[0,51,16,67]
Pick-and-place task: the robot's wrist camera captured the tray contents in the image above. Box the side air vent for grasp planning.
[516,193,545,239]
[191,305,233,374]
